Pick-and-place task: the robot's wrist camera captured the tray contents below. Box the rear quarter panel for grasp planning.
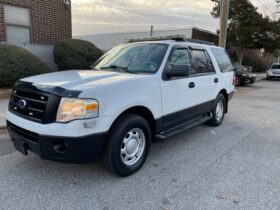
[206,46,235,96]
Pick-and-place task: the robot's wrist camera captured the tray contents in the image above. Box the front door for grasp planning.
[160,46,199,130]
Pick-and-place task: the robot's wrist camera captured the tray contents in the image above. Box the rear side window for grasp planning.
[190,49,215,75]
[211,48,233,73]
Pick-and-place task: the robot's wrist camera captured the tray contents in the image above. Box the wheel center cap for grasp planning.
[126,138,138,154]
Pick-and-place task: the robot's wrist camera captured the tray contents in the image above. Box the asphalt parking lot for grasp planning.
[0,80,280,210]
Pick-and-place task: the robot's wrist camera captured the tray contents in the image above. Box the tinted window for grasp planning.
[211,48,233,72]
[169,48,191,66]
[272,65,280,69]
[191,49,215,74]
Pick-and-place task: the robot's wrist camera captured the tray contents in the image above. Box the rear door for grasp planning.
[188,46,219,114]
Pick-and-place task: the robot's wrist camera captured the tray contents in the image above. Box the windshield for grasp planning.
[272,65,280,69]
[233,63,246,71]
[94,43,168,74]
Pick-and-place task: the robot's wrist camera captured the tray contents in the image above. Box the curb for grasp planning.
[256,78,266,82]
[0,89,11,100]
[0,126,8,137]
[256,77,266,82]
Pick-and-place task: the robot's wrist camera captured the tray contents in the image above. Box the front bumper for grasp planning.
[267,74,280,78]
[7,121,107,163]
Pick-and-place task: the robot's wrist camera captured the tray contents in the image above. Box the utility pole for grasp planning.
[276,1,280,63]
[219,0,230,48]
[150,25,154,37]
[276,0,280,19]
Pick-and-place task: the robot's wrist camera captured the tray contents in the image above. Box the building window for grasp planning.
[4,5,31,43]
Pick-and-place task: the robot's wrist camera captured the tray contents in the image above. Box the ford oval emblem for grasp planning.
[17,99,27,109]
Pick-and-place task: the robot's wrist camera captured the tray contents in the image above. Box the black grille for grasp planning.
[7,121,39,143]
[8,81,82,124]
[9,84,61,124]
[10,90,48,122]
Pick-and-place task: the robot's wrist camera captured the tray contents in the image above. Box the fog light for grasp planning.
[53,140,68,153]
[84,119,96,128]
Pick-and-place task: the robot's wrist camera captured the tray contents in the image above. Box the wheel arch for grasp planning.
[218,89,229,113]
[108,106,156,137]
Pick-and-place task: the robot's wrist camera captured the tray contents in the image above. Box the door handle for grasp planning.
[214,78,219,83]
[189,82,195,88]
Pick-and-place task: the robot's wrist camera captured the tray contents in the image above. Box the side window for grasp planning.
[169,48,191,66]
[205,52,215,72]
[190,49,215,74]
[169,48,191,67]
[210,48,233,73]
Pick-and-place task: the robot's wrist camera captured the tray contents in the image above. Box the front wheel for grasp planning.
[208,94,226,127]
[104,113,151,177]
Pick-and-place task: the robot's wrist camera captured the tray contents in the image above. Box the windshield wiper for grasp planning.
[100,65,136,74]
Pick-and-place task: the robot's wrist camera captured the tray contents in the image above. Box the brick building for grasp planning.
[0,0,72,45]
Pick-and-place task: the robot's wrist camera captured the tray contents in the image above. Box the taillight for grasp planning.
[232,73,237,85]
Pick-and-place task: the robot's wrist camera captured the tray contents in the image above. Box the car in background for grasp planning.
[233,63,256,86]
[267,63,280,80]
[243,65,253,73]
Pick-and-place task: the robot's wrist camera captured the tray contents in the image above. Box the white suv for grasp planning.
[6,38,235,176]
[267,63,280,80]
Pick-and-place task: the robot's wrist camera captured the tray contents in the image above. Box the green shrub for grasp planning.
[0,44,54,87]
[53,39,103,70]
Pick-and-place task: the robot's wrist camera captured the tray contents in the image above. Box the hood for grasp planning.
[21,70,144,90]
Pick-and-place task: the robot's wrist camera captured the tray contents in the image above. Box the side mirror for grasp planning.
[166,65,190,78]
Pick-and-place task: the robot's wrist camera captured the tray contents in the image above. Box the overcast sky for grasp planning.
[71,0,278,37]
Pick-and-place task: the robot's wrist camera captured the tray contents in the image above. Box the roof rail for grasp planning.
[127,36,216,46]
[127,35,186,43]
[185,38,215,46]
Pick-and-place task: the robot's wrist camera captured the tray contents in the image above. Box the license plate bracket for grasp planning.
[13,138,28,155]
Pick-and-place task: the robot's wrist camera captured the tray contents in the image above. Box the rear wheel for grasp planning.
[239,77,246,86]
[209,94,226,127]
[104,113,151,177]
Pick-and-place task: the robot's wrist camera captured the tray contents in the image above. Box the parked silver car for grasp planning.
[267,63,280,80]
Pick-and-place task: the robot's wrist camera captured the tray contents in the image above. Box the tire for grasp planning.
[236,77,241,86]
[236,77,245,86]
[104,113,151,177]
[239,78,246,86]
[208,94,226,127]
[267,77,271,80]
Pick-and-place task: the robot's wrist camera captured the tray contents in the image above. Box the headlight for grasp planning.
[56,98,99,122]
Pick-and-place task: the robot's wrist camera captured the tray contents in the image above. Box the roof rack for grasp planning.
[127,35,186,43]
[185,38,215,45]
[127,35,216,46]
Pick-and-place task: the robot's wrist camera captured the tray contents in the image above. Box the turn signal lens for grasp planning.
[86,103,98,111]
